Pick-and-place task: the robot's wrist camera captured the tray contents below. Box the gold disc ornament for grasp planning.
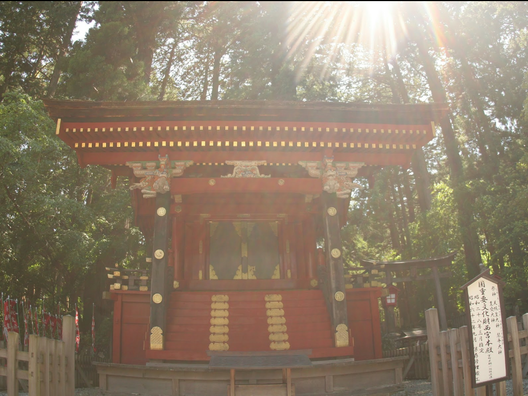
[331,248,341,258]
[334,291,345,301]
[154,249,164,259]
[152,293,163,304]
[156,207,167,217]
[327,207,337,216]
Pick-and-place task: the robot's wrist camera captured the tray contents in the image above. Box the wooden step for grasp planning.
[165,340,211,351]
[162,290,341,361]
[310,345,355,359]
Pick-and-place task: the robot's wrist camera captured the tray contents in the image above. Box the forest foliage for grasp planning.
[1,1,528,336]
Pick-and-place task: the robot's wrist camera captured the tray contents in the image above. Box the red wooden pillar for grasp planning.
[278,220,287,279]
[303,215,317,280]
[172,213,184,286]
[294,220,306,279]
[285,220,296,280]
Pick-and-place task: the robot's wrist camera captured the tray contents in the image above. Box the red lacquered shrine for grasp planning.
[45,100,447,395]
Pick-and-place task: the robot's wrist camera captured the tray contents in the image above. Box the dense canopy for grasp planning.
[2,1,528,343]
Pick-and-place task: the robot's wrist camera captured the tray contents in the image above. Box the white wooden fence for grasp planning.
[426,308,528,396]
[0,315,75,396]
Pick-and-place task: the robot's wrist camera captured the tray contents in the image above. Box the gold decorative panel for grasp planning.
[209,265,219,280]
[209,295,229,351]
[268,325,287,333]
[209,334,229,343]
[209,342,229,351]
[271,341,290,350]
[272,265,280,279]
[265,301,283,309]
[269,333,289,341]
[211,302,229,310]
[210,317,229,326]
[210,325,229,334]
[211,310,229,317]
[267,316,286,325]
[335,324,349,348]
[265,294,290,351]
[150,326,163,350]
[266,309,285,317]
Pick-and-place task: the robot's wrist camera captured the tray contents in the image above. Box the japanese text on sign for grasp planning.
[467,278,507,385]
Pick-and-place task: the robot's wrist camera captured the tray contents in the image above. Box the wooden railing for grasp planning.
[0,315,75,396]
[383,344,430,380]
[107,266,150,292]
[426,308,528,396]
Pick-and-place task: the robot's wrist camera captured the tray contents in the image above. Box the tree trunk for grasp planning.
[386,181,402,252]
[402,170,416,223]
[393,172,412,259]
[436,2,501,177]
[390,57,432,212]
[157,40,177,101]
[411,22,482,278]
[211,48,223,100]
[131,2,166,85]
[200,52,210,100]
[47,1,82,98]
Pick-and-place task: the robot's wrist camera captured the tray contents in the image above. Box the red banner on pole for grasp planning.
[7,300,19,334]
[34,308,39,336]
[3,300,10,339]
[75,305,80,353]
[23,305,29,347]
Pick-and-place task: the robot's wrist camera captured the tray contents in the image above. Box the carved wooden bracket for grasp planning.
[299,157,364,198]
[127,155,193,198]
[221,160,271,178]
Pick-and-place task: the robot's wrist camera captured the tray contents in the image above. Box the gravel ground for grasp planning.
[391,378,528,396]
[2,379,528,395]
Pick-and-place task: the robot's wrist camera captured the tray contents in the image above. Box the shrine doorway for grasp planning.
[208,221,280,280]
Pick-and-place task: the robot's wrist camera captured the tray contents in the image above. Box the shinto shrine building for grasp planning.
[44,99,447,396]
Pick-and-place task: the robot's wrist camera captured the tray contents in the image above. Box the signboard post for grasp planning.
[461,269,509,389]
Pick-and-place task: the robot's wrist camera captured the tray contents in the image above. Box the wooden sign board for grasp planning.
[461,270,508,388]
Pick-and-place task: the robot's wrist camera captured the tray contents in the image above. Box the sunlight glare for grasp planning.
[284,2,410,81]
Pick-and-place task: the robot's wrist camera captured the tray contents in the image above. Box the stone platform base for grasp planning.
[95,357,406,396]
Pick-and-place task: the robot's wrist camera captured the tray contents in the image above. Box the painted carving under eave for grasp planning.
[221,160,271,178]
[127,155,193,198]
[299,157,364,199]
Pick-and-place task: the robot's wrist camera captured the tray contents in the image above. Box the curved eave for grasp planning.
[43,99,449,125]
